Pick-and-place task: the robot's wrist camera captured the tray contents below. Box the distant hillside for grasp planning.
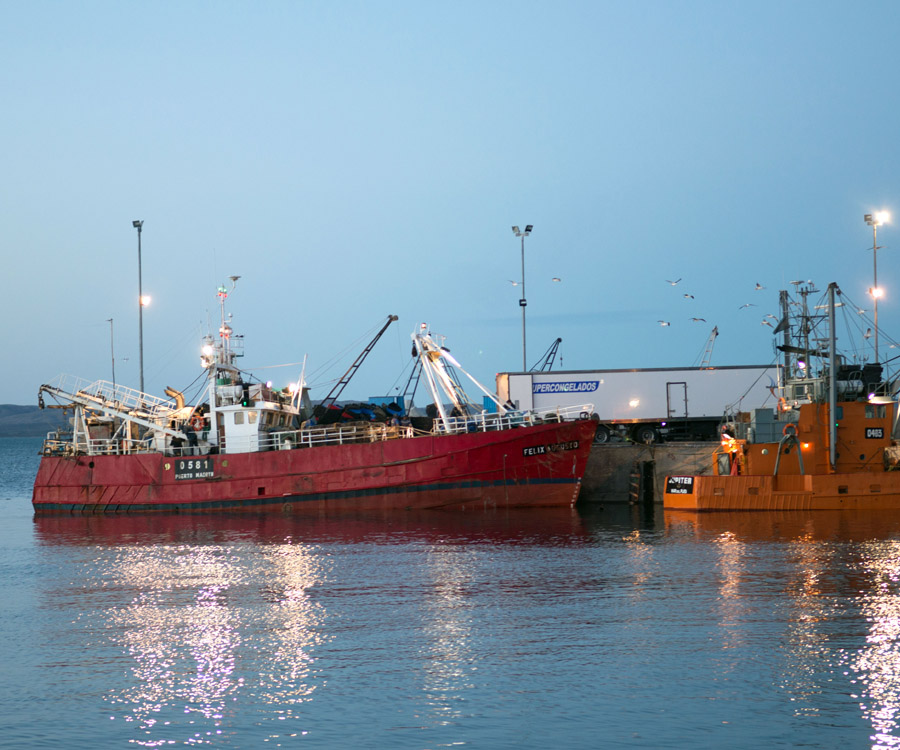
[0,404,67,438]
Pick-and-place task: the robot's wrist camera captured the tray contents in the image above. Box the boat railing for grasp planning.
[218,422,415,454]
[41,403,594,457]
[41,432,155,456]
[40,375,179,421]
[85,437,156,455]
[432,403,594,435]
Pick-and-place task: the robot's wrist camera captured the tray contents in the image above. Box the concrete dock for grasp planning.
[581,442,714,504]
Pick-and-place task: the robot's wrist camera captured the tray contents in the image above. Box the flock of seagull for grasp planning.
[505,274,876,342]
[657,278,771,328]
[657,278,876,346]
[508,277,562,286]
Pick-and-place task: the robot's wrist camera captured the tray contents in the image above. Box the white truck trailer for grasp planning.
[497,365,776,443]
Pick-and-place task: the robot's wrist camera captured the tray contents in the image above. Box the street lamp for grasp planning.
[132,220,145,393]
[865,211,890,363]
[107,318,116,396]
[512,225,533,371]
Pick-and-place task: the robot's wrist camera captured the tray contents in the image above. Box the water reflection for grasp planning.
[33,508,594,745]
[666,508,900,748]
[420,542,478,728]
[36,524,330,747]
[30,502,900,747]
[847,540,900,749]
[103,545,246,746]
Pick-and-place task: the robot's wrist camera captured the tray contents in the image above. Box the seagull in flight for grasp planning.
[755,283,765,290]
[666,278,682,286]
[765,313,777,319]
[551,277,562,282]
[689,317,706,322]
[508,280,519,286]
[864,328,873,339]
[858,308,867,315]
[761,319,773,327]
[738,303,757,309]
[658,320,671,326]
[683,293,694,299]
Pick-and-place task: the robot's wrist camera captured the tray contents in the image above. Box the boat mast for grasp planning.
[779,289,790,373]
[828,282,838,471]
[413,327,457,430]
[205,276,241,448]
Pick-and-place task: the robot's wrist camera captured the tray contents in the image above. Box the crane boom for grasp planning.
[700,326,719,369]
[531,338,562,372]
[318,315,398,413]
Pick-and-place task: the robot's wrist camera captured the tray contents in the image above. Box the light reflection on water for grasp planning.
[667,510,900,749]
[69,534,330,747]
[846,540,900,749]
[18,502,900,748]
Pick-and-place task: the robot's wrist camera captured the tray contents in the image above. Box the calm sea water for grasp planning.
[4,437,900,748]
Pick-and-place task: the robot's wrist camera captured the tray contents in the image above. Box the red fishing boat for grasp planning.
[33,282,596,513]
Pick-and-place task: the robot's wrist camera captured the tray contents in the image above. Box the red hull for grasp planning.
[33,419,595,513]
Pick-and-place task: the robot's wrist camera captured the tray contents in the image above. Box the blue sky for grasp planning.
[3,1,900,406]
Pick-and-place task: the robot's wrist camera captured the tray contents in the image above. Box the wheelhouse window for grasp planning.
[234,412,244,425]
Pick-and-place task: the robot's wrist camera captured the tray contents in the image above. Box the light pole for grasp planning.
[512,224,533,371]
[132,220,145,393]
[865,211,890,363]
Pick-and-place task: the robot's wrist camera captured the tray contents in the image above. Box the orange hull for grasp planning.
[664,399,900,512]
[664,472,900,511]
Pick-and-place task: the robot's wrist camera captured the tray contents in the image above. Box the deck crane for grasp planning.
[316,315,398,416]
[700,326,719,369]
[530,338,562,372]
[400,354,424,413]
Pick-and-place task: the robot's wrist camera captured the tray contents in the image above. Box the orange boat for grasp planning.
[664,281,900,511]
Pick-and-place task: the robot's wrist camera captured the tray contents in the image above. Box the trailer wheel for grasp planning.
[633,425,659,444]
[593,425,610,444]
